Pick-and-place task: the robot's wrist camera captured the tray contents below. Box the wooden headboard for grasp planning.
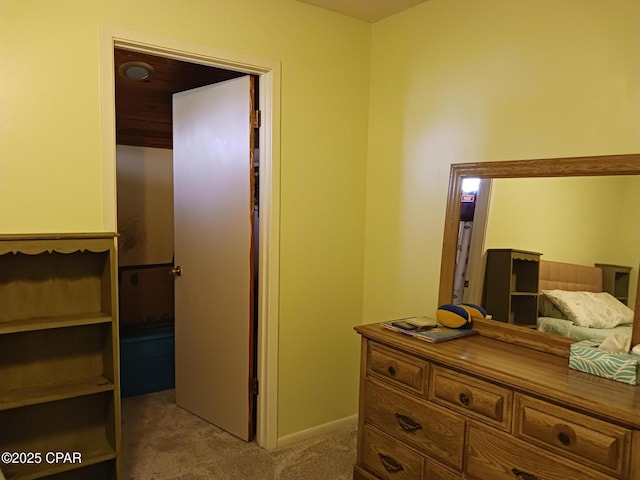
[538,260,603,293]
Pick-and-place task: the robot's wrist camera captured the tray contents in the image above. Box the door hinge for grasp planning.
[251,378,259,396]
[251,110,261,129]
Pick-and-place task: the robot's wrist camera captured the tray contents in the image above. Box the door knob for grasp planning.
[170,265,182,277]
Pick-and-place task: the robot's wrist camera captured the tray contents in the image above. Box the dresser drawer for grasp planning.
[429,366,512,431]
[361,425,424,480]
[367,342,429,395]
[425,458,461,480]
[364,378,465,470]
[514,394,631,477]
[465,422,613,480]
[353,464,385,480]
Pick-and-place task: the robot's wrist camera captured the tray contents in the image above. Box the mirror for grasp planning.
[468,176,639,309]
[438,154,640,356]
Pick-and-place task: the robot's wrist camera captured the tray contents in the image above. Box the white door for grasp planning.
[172,75,255,441]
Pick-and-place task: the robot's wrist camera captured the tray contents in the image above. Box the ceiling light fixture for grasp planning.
[118,61,155,81]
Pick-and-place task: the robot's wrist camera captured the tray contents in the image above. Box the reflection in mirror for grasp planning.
[464,176,639,325]
[438,155,640,356]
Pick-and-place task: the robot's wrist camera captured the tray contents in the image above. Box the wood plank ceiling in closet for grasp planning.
[115,48,245,149]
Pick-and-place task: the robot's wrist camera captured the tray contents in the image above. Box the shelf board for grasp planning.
[0,313,113,335]
[4,448,116,480]
[0,376,114,411]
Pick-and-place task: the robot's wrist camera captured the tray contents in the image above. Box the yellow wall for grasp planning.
[0,0,370,437]
[616,176,640,306]
[363,0,640,322]
[484,176,630,264]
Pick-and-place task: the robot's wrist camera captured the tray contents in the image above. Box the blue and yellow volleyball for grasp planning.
[436,303,487,329]
[460,303,488,320]
[437,304,472,329]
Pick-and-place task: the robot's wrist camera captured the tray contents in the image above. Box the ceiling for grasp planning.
[115,48,246,149]
[295,0,430,22]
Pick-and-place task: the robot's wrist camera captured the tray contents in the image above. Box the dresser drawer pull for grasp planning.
[458,392,470,406]
[378,453,404,473]
[387,365,396,376]
[394,413,423,432]
[511,468,539,480]
[557,431,571,446]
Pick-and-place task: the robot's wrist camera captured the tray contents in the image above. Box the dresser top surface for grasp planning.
[356,323,640,428]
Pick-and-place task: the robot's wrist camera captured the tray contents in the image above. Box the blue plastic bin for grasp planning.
[120,328,175,397]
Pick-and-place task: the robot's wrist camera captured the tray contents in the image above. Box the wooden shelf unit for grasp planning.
[0,313,113,335]
[482,249,542,327]
[0,234,120,480]
[595,263,633,305]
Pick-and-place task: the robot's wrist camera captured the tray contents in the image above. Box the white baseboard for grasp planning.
[276,413,358,448]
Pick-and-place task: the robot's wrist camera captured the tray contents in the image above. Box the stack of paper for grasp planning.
[381,317,477,343]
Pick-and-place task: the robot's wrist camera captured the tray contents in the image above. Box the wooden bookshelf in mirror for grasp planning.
[595,263,633,305]
[0,233,120,480]
[483,249,541,327]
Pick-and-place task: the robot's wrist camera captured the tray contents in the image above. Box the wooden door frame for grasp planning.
[463,178,492,305]
[99,25,281,449]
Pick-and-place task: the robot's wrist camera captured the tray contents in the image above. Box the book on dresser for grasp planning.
[380,318,477,343]
[412,326,478,343]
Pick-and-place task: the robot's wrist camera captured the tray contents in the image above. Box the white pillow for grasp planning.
[539,295,568,319]
[541,290,634,329]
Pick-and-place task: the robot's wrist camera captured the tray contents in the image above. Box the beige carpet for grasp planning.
[121,389,357,479]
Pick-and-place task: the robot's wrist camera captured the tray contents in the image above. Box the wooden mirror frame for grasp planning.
[438,153,640,357]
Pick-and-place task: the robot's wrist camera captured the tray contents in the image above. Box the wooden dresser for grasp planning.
[354,324,640,480]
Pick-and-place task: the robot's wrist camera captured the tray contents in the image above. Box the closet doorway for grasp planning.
[114,48,260,441]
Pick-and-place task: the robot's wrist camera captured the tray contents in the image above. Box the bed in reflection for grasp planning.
[536,260,634,342]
